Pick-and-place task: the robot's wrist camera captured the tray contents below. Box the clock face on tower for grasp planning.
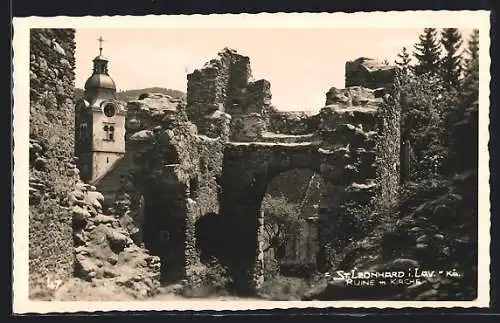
[103,103,116,117]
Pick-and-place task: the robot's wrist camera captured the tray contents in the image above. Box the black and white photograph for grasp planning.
[12,11,490,312]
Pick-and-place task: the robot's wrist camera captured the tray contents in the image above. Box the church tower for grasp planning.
[75,37,126,183]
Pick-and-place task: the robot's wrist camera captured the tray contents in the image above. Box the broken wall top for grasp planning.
[126,93,190,141]
[345,57,396,90]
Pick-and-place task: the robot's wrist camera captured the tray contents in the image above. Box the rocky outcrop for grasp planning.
[28,28,78,299]
[68,181,161,299]
[304,170,477,301]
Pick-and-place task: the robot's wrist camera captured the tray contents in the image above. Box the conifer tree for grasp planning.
[462,29,479,102]
[413,28,442,76]
[395,46,411,74]
[440,28,464,88]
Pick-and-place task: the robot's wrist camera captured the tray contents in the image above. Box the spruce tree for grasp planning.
[462,29,479,102]
[440,28,464,88]
[413,28,442,76]
[395,46,411,74]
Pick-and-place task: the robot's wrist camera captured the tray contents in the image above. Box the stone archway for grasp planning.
[256,169,329,277]
[260,168,326,273]
[220,141,346,292]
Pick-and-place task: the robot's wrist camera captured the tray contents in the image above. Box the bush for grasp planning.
[182,257,233,297]
[263,257,279,280]
[261,194,304,260]
[201,257,233,293]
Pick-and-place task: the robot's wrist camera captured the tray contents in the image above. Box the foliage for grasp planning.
[395,46,411,74]
[440,28,464,89]
[182,258,233,297]
[261,194,305,260]
[263,256,280,280]
[395,70,459,180]
[201,257,233,292]
[462,29,479,106]
[413,28,442,76]
[396,28,480,179]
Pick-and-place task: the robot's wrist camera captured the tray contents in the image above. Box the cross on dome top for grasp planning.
[98,36,105,56]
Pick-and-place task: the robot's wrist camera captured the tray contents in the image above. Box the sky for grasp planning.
[75,28,473,113]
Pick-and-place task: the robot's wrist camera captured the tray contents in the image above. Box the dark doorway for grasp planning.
[195,212,226,263]
[143,187,186,284]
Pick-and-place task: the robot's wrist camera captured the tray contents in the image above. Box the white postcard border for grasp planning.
[12,11,491,313]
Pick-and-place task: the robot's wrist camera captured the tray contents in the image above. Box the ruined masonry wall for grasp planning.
[316,86,399,268]
[29,29,78,296]
[267,110,319,135]
[345,57,396,90]
[186,48,276,142]
[123,94,226,282]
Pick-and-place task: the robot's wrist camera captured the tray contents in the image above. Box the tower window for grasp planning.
[103,123,115,141]
[79,123,88,141]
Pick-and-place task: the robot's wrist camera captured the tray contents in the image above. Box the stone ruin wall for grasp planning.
[167,49,400,290]
[121,93,228,285]
[29,29,161,300]
[28,35,399,296]
[27,34,400,295]
[345,57,396,90]
[29,29,78,296]
[183,50,400,290]
[187,48,274,142]
[315,84,400,269]
[343,57,400,217]
[187,48,347,143]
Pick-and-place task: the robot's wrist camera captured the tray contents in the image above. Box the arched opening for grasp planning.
[257,168,327,299]
[195,212,226,263]
[142,183,187,284]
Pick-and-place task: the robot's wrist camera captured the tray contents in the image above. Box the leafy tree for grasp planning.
[413,28,442,76]
[395,71,458,179]
[462,29,479,105]
[261,194,304,260]
[395,46,412,74]
[440,28,464,88]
